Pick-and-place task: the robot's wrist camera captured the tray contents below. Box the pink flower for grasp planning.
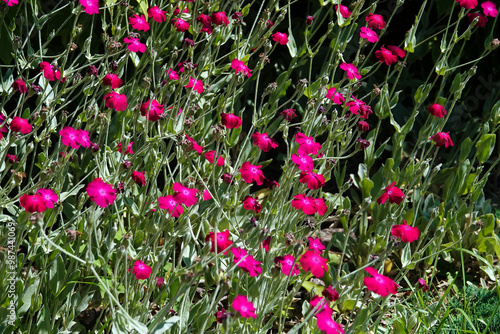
[335,4,351,18]
[197,14,213,34]
[6,154,18,163]
[59,126,86,149]
[166,68,179,80]
[140,99,164,121]
[232,247,262,277]
[20,194,46,213]
[482,1,498,17]
[102,73,123,89]
[184,77,204,94]
[185,135,203,155]
[347,97,372,118]
[10,117,32,134]
[271,32,289,45]
[262,236,271,252]
[131,171,146,186]
[239,162,265,185]
[123,37,147,53]
[314,198,328,216]
[231,59,252,77]
[274,255,300,276]
[12,78,28,93]
[377,181,405,205]
[339,63,361,80]
[387,45,406,58]
[203,189,212,201]
[79,0,99,15]
[104,91,128,111]
[173,6,189,16]
[232,295,257,318]
[40,62,61,81]
[131,260,152,280]
[204,151,224,166]
[129,14,150,31]
[117,142,134,154]
[375,45,398,65]
[360,27,379,43]
[281,108,297,121]
[172,182,198,207]
[221,113,242,129]
[156,277,166,287]
[205,230,233,254]
[158,195,184,217]
[326,87,345,104]
[291,153,314,172]
[242,195,262,214]
[366,13,386,29]
[292,194,318,215]
[364,267,398,297]
[308,237,325,252]
[391,220,420,243]
[252,132,278,152]
[299,171,325,190]
[322,285,340,301]
[267,179,279,189]
[0,114,7,140]
[148,6,167,22]
[299,250,328,277]
[86,178,117,208]
[427,103,447,118]
[295,132,322,155]
[418,278,429,292]
[467,12,488,27]
[430,132,454,147]
[3,0,19,6]
[266,19,274,28]
[211,12,229,26]
[456,0,478,9]
[306,15,315,25]
[36,189,59,209]
[357,121,369,132]
[310,295,331,313]
[316,310,344,334]
[171,18,190,32]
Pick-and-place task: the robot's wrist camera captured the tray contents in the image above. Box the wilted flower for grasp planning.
[306,15,315,25]
[322,285,340,301]
[12,78,28,93]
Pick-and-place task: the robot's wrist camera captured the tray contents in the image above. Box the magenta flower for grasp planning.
[308,237,325,252]
[291,153,314,172]
[131,260,152,280]
[360,27,379,43]
[387,45,406,58]
[129,14,150,31]
[274,255,300,276]
[0,114,7,140]
[391,220,420,243]
[166,68,179,80]
[295,132,322,155]
[40,62,61,81]
[239,162,265,185]
[79,0,99,15]
[262,236,271,252]
[3,0,19,6]
[171,18,190,32]
[204,150,225,166]
[340,63,361,80]
[306,15,315,25]
[148,6,167,22]
[123,37,147,53]
[310,295,331,313]
[252,132,278,152]
[281,108,297,121]
[292,194,318,215]
[418,278,429,292]
[456,0,478,9]
[158,195,184,217]
[184,77,204,94]
[203,189,212,201]
[366,13,386,29]
[375,45,397,65]
[467,12,488,27]
[117,142,134,154]
[314,198,328,216]
[430,132,454,148]
[231,59,252,77]
[103,91,128,111]
[205,230,233,254]
[36,189,59,209]
[59,126,84,149]
[299,250,328,278]
[232,247,262,277]
[357,121,369,132]
[12,78,28,94]
[377,181,405,205]
[242,195,262,214]
[482,1,498,17]
[427,103,447,118]
[20,194,46,213]
[86,178,117,208]
[140,99,164,121]
[232,295,257,318]
[185,135,203,155]
[221,113,242,129]
[364,267,398,297]
[299,171,325,190]
[172,182,198,207]
[335,4,351,18]
[102,73,123,89]
[326,87,345,104]
[323,285,340,301]
[131,171,146,186]
[316,309,344,334]
[10,117,32,134]
[271,32,289,45]
[6,154,18,163]
[211,12,229,26]
[156,277,165,287]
